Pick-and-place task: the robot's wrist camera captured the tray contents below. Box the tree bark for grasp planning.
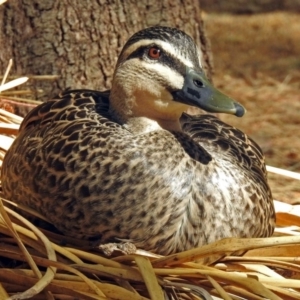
[0,0,212,101]
[201,0,300,13]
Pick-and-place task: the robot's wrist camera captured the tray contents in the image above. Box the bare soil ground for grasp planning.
[203,12,300,204]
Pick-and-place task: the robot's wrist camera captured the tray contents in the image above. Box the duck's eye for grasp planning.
[148,47,161,59]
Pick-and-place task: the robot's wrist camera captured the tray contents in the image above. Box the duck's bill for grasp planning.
[171,67,245,117]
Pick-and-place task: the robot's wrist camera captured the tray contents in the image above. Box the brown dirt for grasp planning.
[203,11,300,204]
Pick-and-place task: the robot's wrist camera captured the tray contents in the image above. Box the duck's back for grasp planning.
[1,89,275,254]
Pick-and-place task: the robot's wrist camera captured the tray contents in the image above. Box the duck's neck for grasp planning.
[109,84,184,134]
[156,118,182,132]
[110,107,183,134]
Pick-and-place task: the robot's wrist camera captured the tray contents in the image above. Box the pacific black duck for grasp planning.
[2,26,275,255]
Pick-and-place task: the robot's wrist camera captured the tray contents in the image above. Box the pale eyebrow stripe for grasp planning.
[119,39,195,68]
[138,60,185,89]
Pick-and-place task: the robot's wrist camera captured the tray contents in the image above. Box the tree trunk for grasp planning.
[0,0,212,102]
[201,0,300,13]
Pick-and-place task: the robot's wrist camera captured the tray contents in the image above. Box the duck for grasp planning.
[1,26,275,255]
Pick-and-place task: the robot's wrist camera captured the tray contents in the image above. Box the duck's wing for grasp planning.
[180,113,268,181]
[20,89,118,131]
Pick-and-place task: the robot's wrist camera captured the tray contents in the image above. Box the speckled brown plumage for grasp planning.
[1,26,275,255]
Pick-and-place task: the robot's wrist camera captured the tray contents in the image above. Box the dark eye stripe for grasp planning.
[126,46,146,60]
[161,52,186,76]
[126,45,187,77]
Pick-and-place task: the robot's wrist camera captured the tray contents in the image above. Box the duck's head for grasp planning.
[110,26,245,131]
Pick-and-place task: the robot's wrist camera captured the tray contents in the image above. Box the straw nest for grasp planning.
[1,76,300,300]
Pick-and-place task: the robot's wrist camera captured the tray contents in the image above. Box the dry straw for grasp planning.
[0,74,300,299]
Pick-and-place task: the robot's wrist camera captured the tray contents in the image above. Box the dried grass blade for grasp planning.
[0,200,41,278]
[6,255,107,298]
[242,263,282,278]
[65,247,132,268]
[0,95,42,105]
[88,282,149,300]
[222,285,272,300]
[0,75,59,80]
[222,256,300,273]
[0,269,148,300]
[3,204,56,300]
[0,270,103,300]
[264,284,300,300]
[220,273,282,299]
[27,75,59,80]
[47,262,107,298]
[246,243,300,257]
[0,135,15,151]
[1,58,13,86]
[0,77,29,92]
[72,263,143,282]
[1,89,43,95]
[0,283,9,299]
[155,268,281,299]
[164,281,214,300]
[114,279,139,295]
[0,115,13,124]
[152,236,300,267]
[0,198,49,222]
[206,275,232,300]
[5,207,57,264]
[50,244,84,264]
[274,200,300,216]
[255,276,300,289]
[0,220,105,298]
[0,108,23,124]
[135,256,164,300]
[0,123,19,135]
[275,226,300,236]
[267,165,300,180]
[276,213,300,227]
